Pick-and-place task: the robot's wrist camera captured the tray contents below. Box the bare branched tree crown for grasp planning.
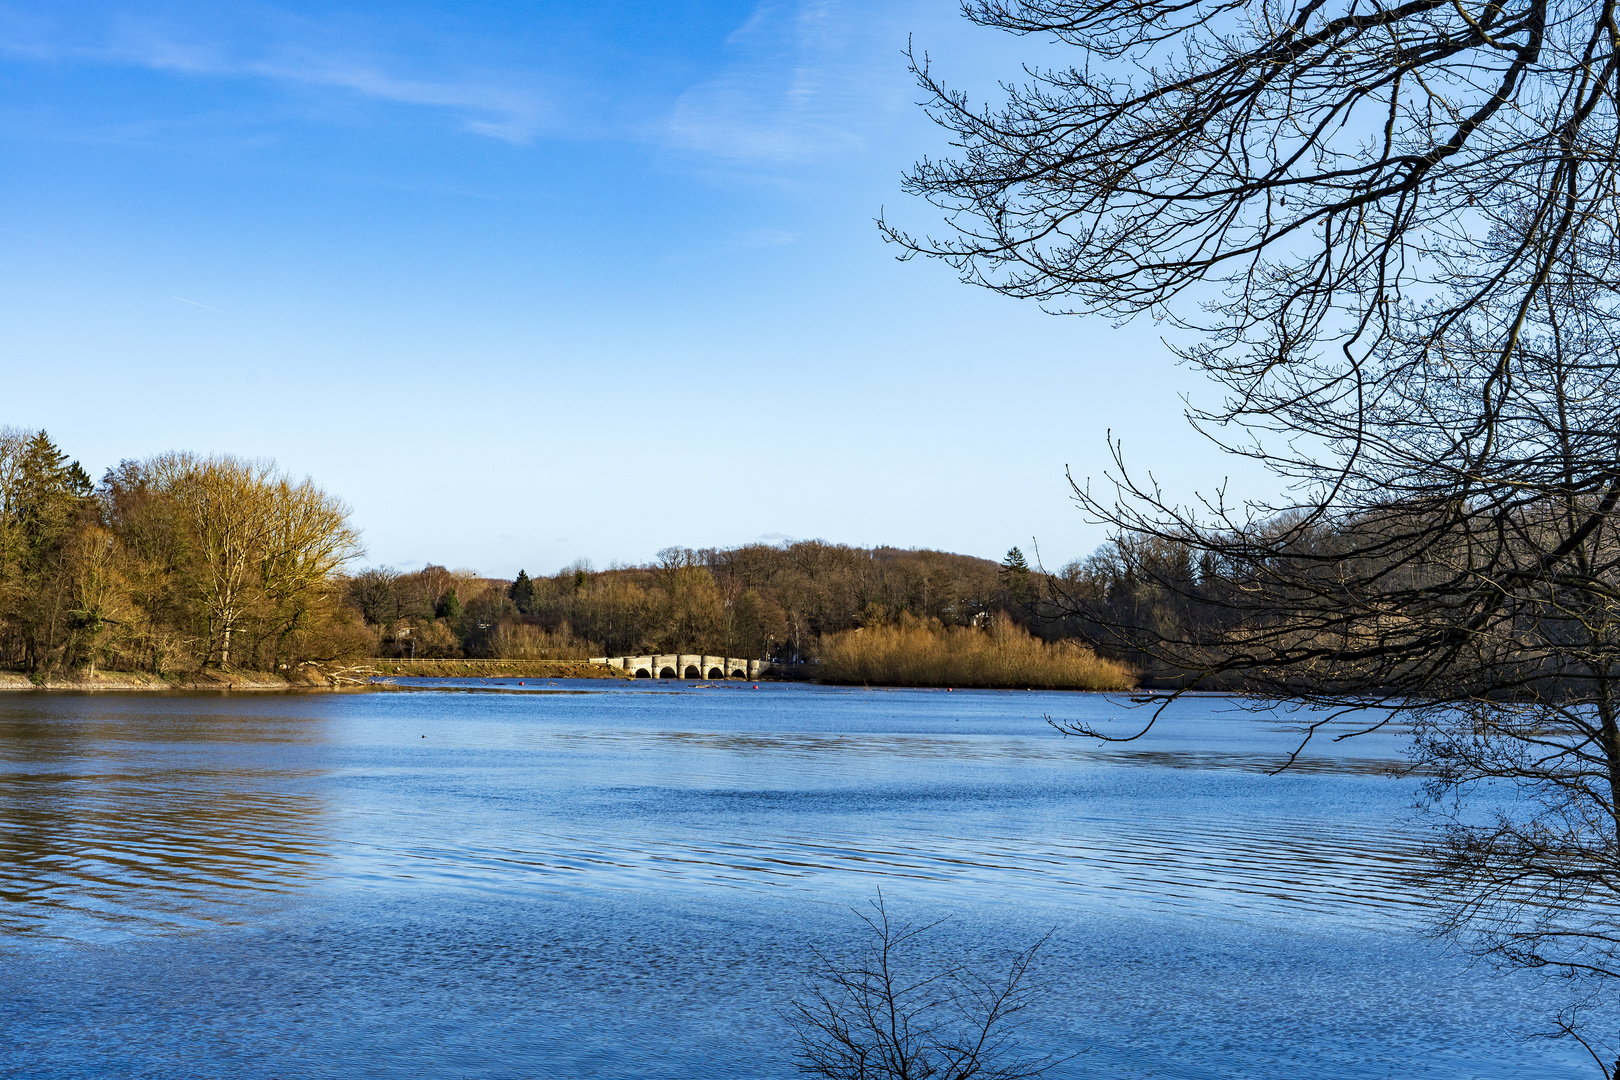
[788,895,1059,1080]
[888,0,1620,711]
[890,0,1620,1070]
[885,0,1618,384]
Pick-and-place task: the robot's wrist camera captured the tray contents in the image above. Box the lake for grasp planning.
[0,681,1583,1078]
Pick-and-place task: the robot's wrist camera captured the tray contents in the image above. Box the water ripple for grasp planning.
[320,808,1427,923]
[0,692,1422,941]
[0,767,327,939]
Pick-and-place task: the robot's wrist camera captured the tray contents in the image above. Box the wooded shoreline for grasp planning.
[0,427,1136,691]
[0,659,631,690]
[0,660,1135,692]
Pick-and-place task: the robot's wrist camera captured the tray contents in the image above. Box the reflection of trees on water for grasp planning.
[0,702,328,937]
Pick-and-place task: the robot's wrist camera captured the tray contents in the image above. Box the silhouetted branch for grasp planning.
[788,893,1066,1080]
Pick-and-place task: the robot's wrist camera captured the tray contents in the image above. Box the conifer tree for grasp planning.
[999,547,1033,606]
[508,569,534,614]
[16,430,87,552]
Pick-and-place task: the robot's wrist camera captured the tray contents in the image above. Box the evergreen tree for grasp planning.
[508,569,534,614]
[2,431,99,671]
[999,547,1033,606]
[16,430,85,550]
[66,461,92,497]
[437,589,462,621]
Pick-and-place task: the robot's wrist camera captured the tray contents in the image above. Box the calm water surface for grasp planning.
[0,682,1582,1078]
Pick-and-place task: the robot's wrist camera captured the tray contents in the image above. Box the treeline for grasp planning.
[347,543,1043,662]
[1035,535,1205,663]
[1030,530,1374,689]
[0,428,365,675]
[0,422,1148,684]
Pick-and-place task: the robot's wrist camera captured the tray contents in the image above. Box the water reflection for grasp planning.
[547,727,1407,774]
[0,688,1427,940]
[0,700,328,939]
[0,687,1582,1079]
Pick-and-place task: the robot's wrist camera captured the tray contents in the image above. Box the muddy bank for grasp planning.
[0,659,670,691]
[0,669,321,691]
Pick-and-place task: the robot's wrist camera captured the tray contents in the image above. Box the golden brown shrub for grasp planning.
[816,615,1133,690]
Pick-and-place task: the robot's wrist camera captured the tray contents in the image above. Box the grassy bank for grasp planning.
[816,618,1135,690]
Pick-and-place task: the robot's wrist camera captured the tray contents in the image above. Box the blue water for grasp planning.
[0,682,1585,1078]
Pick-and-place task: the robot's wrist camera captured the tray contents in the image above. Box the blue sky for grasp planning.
[1,1,1233,575]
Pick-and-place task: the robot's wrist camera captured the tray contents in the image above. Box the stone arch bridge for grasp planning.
[590,655,773,680]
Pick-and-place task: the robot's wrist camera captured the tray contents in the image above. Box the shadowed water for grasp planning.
[0,683,1586,1078]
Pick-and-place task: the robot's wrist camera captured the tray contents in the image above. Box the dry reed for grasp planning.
[816,616,1134,690]
[486,621,598,661]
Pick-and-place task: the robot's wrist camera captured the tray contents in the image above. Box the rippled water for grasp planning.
[0,682,1584,1078]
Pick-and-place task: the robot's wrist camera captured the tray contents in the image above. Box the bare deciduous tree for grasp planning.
[892,0,1620,1069]
[151,453,359,668]
[885,0,1618,383]
[788,895,1061,1080]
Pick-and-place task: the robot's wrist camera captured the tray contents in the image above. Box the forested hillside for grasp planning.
[0,424,1153,678]
[347,543,1036,662]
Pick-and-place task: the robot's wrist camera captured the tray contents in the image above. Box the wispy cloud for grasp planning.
[667,0,913,165]
[737,228,800,247]
[249,54,550,143]
[172,295,233,316]
[0,7,554,143]
[0,2,928,159]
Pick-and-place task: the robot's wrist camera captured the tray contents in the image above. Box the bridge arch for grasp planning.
[591,654,772,681]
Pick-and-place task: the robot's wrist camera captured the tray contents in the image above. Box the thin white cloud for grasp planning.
[0,1,932,157]
[102,28,222,76]
[172,295,233,316]
[667,0,912,165]
[738,228,800,247]
[241,53,551,142]
[0,9,553,143]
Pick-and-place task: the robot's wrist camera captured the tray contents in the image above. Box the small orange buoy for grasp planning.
[518,681,523,685]
[753,684,758,689]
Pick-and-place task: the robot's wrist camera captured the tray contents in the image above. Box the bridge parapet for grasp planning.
[589,655,772,680]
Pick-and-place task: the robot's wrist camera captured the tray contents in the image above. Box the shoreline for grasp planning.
[363,659,633,680]
[0,659,637,692]
[0,670,311,692]
[0,671,1142,693]
[0,671,1145,694]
